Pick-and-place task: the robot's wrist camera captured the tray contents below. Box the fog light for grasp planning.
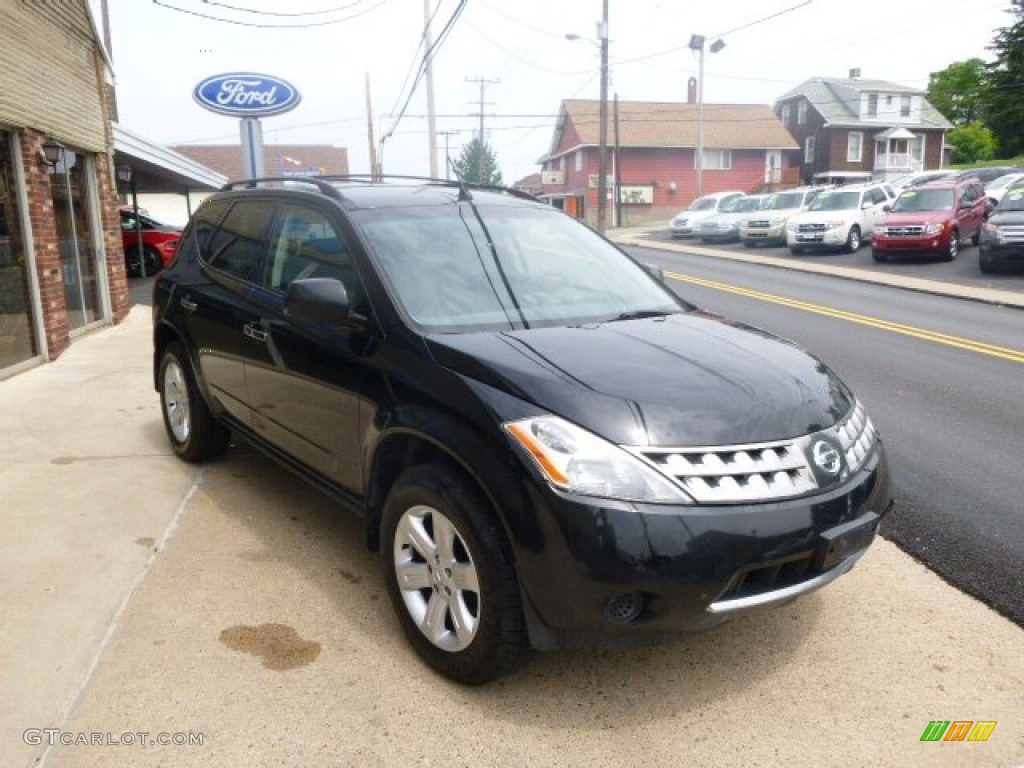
[603,592,646,624]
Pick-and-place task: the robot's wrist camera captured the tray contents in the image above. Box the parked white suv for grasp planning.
[669,190,744,238]
[786,183,893,254]
[738,187,827,247]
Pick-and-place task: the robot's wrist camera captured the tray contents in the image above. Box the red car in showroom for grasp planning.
[120,207,182,277]
[871,178,988,262]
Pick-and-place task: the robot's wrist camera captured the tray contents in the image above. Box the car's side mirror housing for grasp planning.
[642,262,666,283]
[285,277,353,327]
[883,204,891,212]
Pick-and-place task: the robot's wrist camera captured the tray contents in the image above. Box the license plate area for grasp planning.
[815,512,880,570]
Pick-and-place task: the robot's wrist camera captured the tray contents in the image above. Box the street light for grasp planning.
[566,1,609,232]
[688,34,724,199]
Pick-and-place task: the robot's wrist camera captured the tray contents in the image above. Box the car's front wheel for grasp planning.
[158,342,231,462]
[845,226,861,253]
[944,230,959,261]
[126,246,162,278]
[381,463,527,684]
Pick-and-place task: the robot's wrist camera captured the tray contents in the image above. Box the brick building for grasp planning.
[0,0,129,377]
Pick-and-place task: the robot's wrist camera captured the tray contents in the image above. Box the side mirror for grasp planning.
[285,277,352,326]
[882,204,891,212]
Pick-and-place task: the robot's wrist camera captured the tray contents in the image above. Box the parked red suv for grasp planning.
[120,207,182,277]
[871,179,988,262]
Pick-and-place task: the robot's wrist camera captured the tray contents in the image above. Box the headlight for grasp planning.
[786,220,800,232]
[503,416,691,503]
[770,217,786,227]
[982,222,1003,241]
[824,220,846,230]
[924,222,945,235]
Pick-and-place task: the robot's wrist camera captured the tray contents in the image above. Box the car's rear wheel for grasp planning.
[158,342,231,462]
[381,463,527,684]
[845,226,861,253]
[944,230,959,261]
[126,246,162,278]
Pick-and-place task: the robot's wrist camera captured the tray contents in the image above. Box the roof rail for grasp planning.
[220,176,343,199]
[220,174,540,202]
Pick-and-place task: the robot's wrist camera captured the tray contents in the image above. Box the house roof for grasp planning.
[170,144,350,182]
[775,77,953,130]
[545,99,798,159]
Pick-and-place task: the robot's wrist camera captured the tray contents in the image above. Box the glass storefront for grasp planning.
[49,149,101,332]
[0,131,37,369]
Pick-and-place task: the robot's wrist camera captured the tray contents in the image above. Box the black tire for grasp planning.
[943,230,959,261]
[872,248,888,263]
[125,246,162,278]
[970,227,981,247]
[158,342,231,462]
[742,240,755,248]
[845,226,862,253]
[381,463,527,685]
[789,246,805,255]
[979,255,995,274]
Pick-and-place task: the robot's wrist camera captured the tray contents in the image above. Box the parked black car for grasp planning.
[954,165,1024,185]
[979,179,1024,273]
[153,176,893,683]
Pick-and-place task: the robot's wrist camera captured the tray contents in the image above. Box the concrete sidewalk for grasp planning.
[1,306,1022,767]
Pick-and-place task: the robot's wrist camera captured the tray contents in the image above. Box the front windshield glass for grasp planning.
[761,192,803,210]
[998,188,1024,211]
[808,190,860,211]
[987,174,1023,192]
[891,188,954,212]
[689,197,718,212]
[355,204,684,332]
[722,196,762,213]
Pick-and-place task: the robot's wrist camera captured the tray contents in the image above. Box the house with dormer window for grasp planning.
[774,72,953,185]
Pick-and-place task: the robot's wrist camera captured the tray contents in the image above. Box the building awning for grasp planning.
[874,127,916,141]
[113,124,226,193]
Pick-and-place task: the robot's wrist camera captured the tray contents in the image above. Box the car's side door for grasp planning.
[243,202,371,494]
[862,186,889,233]
[180,197,278,426]
[958,182,986,238]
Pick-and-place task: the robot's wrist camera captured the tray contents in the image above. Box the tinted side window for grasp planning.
[174,199,229,265]
[263,204,367,317]
[206,200,276,282]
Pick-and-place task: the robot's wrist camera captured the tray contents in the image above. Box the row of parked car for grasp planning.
[669,166,1024,273]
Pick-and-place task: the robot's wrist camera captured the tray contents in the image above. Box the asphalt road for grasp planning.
[625,243,1024,627]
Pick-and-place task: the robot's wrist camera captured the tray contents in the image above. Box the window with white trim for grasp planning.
[847,131,863,163]
[575,151,582,172]
[695,149,732,170]
[804,136,815,163]
[797,100,807,124]
[781,104,791,126]
[901,95,912,118]
[867,94,878,117]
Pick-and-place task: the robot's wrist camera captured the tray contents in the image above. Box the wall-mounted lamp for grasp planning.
[668,181,678,193]
[41,139,65,167]
[116,164,133,184]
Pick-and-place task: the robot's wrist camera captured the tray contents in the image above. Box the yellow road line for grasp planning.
[665,270,1024,365]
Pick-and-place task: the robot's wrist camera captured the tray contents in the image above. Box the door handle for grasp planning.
[243,323,268,342]
[180,297,197,312]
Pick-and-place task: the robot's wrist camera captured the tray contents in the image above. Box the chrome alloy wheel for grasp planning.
[393,504,481,652]
[162,358,191,444]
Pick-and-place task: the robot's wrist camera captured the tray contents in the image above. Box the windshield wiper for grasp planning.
[605,309,678,323]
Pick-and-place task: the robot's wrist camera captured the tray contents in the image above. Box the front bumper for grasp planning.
[514,443,892,649]
[980,242,1024,266]
[741,224,786,244]
[873,234,949,255]
[788,228,849,248]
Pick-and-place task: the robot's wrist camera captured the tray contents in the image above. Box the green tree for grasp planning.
[947,122,998,164]
[984,4,1024,157]
[452,138,503,186]
[926,58,987,126]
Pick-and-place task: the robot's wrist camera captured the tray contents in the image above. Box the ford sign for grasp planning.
[193,73,301,118]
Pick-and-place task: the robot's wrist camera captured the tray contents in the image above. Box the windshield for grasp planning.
[354,204,684,332]
[987,174,1024,192]
[761,192,804,210]
[891,188,954,212]
[808,190,860,211]
[722,196,762,213]
[688,197,719,212]
[998,188,1024,211]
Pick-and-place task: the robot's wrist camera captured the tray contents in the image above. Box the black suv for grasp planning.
[153,176,893,683]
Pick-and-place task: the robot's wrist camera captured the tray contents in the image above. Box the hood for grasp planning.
[882,210,952,226]
[426,313,854,447]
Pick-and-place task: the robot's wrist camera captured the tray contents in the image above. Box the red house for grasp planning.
[538,99,798,227]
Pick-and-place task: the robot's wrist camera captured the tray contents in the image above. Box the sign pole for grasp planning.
[240,118,265,179]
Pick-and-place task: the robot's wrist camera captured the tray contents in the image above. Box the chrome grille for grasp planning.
[998,224,1024,243]
[880,225,924,237]
[628,401,878,504]
[747,219,771,228]
[798,222,827,233]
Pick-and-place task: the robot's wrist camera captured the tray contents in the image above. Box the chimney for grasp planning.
[687,77,698,104]
[849,68,861,80]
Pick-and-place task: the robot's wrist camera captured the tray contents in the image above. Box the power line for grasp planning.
[199,0,362,17]
[151,0,384,28]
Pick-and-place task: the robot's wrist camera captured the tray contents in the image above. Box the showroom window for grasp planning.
[0,130,38,369]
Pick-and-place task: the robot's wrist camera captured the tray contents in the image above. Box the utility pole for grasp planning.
[365,72,380,180]
[438,130,459,179]
[465,77,499,143]
[597,0,609,232]
[423,0,439,177]
[614,92,621,228]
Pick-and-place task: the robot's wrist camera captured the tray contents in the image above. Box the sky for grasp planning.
[94,0,1017,184]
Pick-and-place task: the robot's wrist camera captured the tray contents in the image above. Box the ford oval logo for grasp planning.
[193,73,301,118]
